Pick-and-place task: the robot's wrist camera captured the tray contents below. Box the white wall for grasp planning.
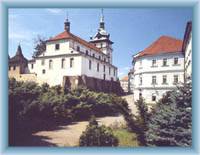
[132,52,184,103]
[81,56,117,81]
[28,39,118,86]
[30,55,82,86]
[184,32,192,80]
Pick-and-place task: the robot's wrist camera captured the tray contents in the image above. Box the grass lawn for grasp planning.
[113,128,139,147]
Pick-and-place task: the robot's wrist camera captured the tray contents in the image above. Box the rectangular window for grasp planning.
[97,63,99,72]
[174,75,179,84]
[152,59,156,67]
[42,69,46,74]
[13,66,16,70]
[9,66,11,70]
[103,74,106,80]
[93,53,95,58]
[103,65,105,72]
[89,60,92,70]
[77,46,80,51]
[41,59,45,65]
[114,69,115,76]
[162,75,167,84]
[61,59,65,69]
[70,58,74,68]
[31,64,34,69]
[109,67,111,75]
[163,58,167,66]
[139,76,142,85]
[152,95,156,101]
[49,60,53,69]
[152,76,157,85]
[174,57,178,65]
[55,44,60,50]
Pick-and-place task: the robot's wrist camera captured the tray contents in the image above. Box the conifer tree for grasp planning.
[146,82,192,146]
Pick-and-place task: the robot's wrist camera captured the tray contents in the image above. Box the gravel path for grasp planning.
[33,116,125,146]
[32,95,136,147]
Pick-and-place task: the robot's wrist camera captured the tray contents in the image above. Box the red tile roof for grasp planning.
[134,36,183,59]
[121,76,129,81]
[47,31,101,52]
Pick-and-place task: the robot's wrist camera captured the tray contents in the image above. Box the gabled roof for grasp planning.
[47,31,101,53]
[134,36,183,59]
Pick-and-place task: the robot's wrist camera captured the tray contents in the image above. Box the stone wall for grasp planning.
[9,73,37,83]
[63,75,123,95]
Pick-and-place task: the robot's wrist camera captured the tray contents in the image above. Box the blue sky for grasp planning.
[9,8,192,78]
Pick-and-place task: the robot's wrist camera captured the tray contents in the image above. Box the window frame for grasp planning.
[70,58,74,68]
[55,44,60,50]
[89,60,92,70]
[49,60,53,69]
[152,76,157,85]
[162,75,167,84]
[163,58,167,66]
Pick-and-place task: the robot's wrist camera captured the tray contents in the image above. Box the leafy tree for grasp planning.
[33,35,46,57]
[146,82,192,146]
[79,116,119,146]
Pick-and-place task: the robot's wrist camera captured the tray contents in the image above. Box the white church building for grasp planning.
[132,36,184,104]
[9,12,122,94]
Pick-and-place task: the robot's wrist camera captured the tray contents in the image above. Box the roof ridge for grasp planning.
[47,30,101,53]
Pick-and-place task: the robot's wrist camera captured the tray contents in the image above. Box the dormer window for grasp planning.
[55,44,60,50]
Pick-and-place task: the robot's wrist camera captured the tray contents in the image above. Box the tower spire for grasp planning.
[64,11,70,32]
[99,8,105,29]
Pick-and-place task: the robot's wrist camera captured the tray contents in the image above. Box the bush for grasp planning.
[79,116,119,146]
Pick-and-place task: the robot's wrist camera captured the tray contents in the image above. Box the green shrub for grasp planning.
[79,116,119,146]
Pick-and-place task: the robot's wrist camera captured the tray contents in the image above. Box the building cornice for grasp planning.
[134,86,177,90]
[30,52,118,69]
[133,51,184,61]
[134,69,184,75]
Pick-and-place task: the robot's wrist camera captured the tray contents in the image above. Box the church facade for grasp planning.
[9,13,122,94]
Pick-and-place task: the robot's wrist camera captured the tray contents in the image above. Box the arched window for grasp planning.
[49,60,53,69]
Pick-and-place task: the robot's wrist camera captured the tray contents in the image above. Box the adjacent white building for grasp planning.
[27,14,117,86]
[120,76,129,93]
[132,36,184,104]
[182,21,192,81]
[128,69,134,93]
